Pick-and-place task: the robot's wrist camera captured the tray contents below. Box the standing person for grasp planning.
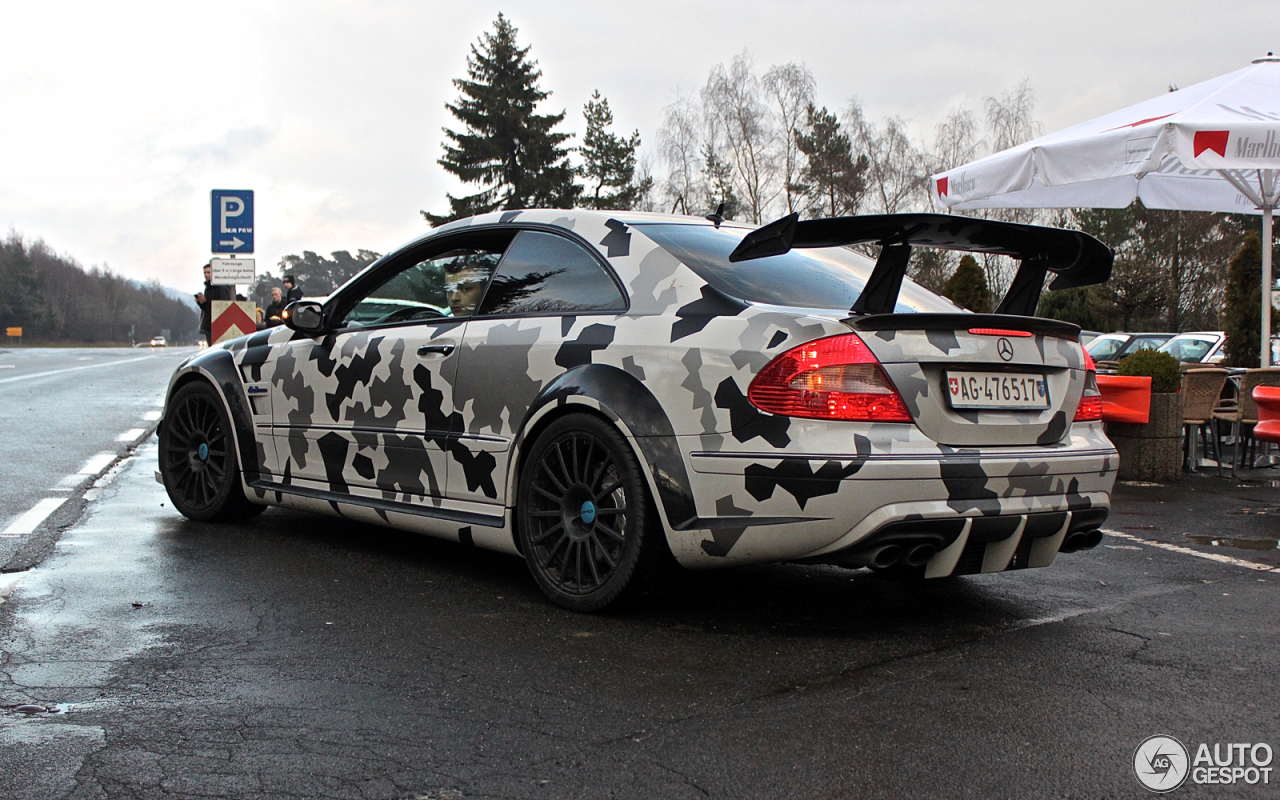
[282,275,303,304]
[194,262,234,343]
[260,286,287,328]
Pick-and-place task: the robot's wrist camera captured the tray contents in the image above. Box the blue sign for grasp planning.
[211,190,254,253]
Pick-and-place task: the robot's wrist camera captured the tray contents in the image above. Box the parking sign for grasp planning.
[211,190,254,253]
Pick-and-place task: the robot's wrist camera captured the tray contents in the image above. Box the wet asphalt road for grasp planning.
[0,346,188,570]
[1,428,1278,798]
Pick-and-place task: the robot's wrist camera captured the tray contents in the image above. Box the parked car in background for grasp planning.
[1157,331,1226,365]
[1085,332,1174,362]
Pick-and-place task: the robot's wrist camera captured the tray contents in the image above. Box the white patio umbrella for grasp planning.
[932,56,1280,366]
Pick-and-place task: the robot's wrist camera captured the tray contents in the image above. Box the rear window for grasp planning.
[637,223,961,313]
[1159,336,1216,362]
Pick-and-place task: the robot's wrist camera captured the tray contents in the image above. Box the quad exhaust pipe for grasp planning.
[1060,528,1103,553]
[839,541,939,570]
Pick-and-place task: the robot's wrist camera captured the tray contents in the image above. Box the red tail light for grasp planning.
[748,334,913,422]
[1074,346,1102,421]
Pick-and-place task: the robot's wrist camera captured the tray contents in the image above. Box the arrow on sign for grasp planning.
[219,237,246,249]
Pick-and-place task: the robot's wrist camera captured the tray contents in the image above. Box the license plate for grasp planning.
[947,371,1049,409]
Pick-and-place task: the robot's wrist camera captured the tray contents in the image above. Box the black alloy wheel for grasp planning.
[517,413,660,612]
[159,381,263,522]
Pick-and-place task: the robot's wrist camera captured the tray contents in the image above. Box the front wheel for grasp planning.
[159,381,264,522]
[517,413,662,612]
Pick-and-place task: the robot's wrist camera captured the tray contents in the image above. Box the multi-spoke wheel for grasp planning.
[517,413,661,612]
[159,381,263,522]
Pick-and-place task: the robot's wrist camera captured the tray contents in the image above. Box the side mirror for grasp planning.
[284,301,326,334]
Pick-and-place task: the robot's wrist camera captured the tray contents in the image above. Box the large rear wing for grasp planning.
[728,213,1113,317]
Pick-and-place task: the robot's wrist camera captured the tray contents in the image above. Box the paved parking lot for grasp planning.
[1,440,1277,798]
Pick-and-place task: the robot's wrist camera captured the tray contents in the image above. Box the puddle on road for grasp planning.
[1226,506,1280,515]
[1184,533,1280,550]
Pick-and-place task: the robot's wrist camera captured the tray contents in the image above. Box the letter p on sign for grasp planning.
[210,190,254,253]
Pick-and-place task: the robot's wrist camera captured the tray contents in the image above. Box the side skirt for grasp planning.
[250,479,505,529]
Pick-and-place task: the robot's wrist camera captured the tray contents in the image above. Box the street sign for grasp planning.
[5,328,21,337]
[211,190,254,253]
[210,300,258,344]
[209,258,256,286]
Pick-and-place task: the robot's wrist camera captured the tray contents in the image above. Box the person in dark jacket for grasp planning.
[195,263,234,343]
[282,275,303,304]
[260,286,287,328]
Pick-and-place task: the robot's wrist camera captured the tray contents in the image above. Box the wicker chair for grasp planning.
[1182,368,1229,474]
[1212,367,1280,474]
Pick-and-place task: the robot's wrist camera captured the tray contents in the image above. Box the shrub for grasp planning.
[1116,348,1182,393]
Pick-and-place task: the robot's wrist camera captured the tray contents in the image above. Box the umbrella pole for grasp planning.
[1265,207,1274,368]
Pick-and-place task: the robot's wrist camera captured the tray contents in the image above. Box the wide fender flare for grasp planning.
[164,348,260,480]
[512,363,696,535]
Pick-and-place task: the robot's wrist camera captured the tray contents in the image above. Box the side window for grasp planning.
[477,231,625,316]
[337,236,513,327]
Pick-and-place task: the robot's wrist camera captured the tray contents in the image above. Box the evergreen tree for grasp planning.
[1222,233,1274,367]
[1036,285,1114,332]
[701,145,741,220]
[942,254,991,313]
[792,104,867,218]
[577,90,649,210]
[423,14,577,225]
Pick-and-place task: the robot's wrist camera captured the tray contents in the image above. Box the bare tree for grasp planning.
[985,78,1042,154]
[656,92,704,215]
[933,106,985,175]
[762,62,816,215]
[844,99,929,215]
[702,52,778,222]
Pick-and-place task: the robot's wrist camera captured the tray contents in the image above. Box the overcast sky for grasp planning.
[4,0,1277,294]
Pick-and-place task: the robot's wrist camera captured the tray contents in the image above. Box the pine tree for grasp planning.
[942,254,992,313]
[423,14,577,225]
[701,145,741,220]
[577,91,649,210]
[1222,233,1272,367]
[793,104,867,218]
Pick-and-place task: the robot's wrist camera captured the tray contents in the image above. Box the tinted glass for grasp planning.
[1159,336,1215,362]
[1086,336,1126,360]
[478,231,625,316]
[637,223,961,313]
[339,247,506,327]
[1116,335,1170,356]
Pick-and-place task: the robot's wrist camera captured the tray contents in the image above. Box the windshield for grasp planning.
[637,223,962,313]
[1086,335,1126,360]
[1159,336,1216,362]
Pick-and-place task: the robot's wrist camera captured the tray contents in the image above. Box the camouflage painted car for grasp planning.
[158,209,1117,611]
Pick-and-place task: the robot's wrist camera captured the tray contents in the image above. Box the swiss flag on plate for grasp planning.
[949,377,959,395]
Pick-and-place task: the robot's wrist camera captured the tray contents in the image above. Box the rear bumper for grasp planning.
[669,433,1117,568]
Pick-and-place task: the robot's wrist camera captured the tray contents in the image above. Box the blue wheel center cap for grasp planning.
[197,443,209,461]
[579,500,596,525]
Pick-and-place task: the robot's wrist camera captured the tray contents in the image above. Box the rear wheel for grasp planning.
[160,381,264,522]
[517,413,661,612]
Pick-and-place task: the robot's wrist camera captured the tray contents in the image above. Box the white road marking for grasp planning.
[116,428,145,442]
[78,452,116,475]
[143,410,162,421]
[0,355,155,386]
[1104,529,1277,572]
[55,474,83,489]
[0,365,13,369]
[0,572,26,604]
[2,498,67,536]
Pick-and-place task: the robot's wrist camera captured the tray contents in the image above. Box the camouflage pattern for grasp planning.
[164,209,1116,577]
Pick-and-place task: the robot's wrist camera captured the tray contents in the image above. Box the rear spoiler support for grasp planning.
[728,213,1113,317]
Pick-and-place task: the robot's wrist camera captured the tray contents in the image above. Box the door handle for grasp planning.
[417,344,455,357]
